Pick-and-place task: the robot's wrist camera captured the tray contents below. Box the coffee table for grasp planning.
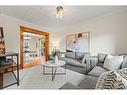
[42,60,66,81]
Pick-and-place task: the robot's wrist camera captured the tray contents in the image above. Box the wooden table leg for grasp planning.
[0,74,3,89]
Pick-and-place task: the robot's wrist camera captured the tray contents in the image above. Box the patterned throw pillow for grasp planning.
[95,71,110,89]
[114,71,127,89]
[96,68,127,89]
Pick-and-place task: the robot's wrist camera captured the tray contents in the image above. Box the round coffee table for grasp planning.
[42,60,66,81]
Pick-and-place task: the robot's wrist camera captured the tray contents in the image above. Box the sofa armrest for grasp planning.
[85,56,98,74]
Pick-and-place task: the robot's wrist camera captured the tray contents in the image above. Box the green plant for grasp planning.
[52,48,61,57]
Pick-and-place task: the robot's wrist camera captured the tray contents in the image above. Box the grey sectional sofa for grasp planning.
[60,53,127,89]
[49,52,90,74]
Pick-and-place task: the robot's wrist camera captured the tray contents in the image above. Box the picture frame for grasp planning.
[66,32,90,52]
[0,27,4,38]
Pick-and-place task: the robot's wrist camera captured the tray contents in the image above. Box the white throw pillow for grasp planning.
[103,55,123,71]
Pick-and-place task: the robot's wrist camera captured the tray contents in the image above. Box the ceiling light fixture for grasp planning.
[56,6,64,20]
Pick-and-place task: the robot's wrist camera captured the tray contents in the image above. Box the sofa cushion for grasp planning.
[97,62,104,67]
[60,82,79,89]
[65,64,87,74]
[65,52,75,59]
[88,66,108,77]
[75,59,82,63]
[77,76,98,89]
[76,52,90,59]
[121,56,127,69]
[103,55,123,71]
[59,57,86,67]
[98,53,107,63]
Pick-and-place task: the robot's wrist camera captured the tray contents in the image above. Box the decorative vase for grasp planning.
[54,55,58,63]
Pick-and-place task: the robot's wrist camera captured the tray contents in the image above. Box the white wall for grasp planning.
[53,9,127,56]
[0,14,50,61]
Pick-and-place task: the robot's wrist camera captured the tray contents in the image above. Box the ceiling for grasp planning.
[0,6,126,32]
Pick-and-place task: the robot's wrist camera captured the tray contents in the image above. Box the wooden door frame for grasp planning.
[20,26,49,69]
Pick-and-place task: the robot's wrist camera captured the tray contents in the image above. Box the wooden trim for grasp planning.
[20,26,49,69]
[45,35,49,61]
[20,29,24,69]
[20,26,49,35]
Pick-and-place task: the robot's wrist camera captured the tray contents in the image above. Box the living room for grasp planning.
[0,1,127,94]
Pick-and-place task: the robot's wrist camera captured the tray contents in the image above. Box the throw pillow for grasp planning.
[96,70,127,89]
[114,71,127,89]
[81,55,90,64]
[121,56,127,69]
[96,71,115,89]
[60,54,65,58]
[103,55,123,71]
[65,52,75,59]
[96,71,109,89]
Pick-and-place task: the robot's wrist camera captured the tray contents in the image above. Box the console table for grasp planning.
[0,52,19,89]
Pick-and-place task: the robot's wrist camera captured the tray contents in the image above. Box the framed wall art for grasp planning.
[0,27,4,38]
[0,27,5,54]
[66,32,90,52]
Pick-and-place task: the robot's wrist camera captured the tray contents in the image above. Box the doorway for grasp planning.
[20,26,49,69]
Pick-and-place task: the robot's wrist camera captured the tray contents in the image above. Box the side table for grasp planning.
[42,60,66,81]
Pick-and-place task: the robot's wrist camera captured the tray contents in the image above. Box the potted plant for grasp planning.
[52,48,61,63]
